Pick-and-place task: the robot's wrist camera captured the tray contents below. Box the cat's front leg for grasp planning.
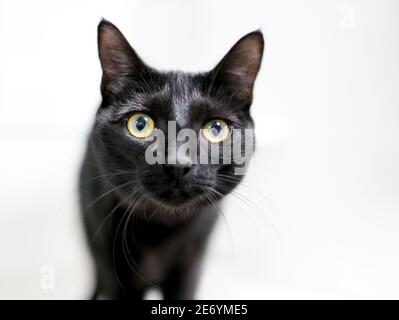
[92,253,146,300]
[162,257,202,300]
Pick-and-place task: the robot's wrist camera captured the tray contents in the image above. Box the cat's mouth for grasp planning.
[144,185,204,208]
[158,188,191,205]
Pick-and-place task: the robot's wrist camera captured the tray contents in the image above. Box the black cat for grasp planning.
[79,19,264,299]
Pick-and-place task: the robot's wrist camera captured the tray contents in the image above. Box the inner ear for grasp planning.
[98,19,146,97]
[210,31,264,107]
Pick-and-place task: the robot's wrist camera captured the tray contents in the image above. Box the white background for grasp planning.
[0,0,398,299]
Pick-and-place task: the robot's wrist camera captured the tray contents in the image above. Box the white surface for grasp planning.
[0,0,399,299]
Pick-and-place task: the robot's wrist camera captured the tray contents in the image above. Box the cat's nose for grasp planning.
[165,157,192,182]
[165,165,191,180]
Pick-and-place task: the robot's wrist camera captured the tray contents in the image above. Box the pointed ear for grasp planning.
[98,19,146,97]
[211,31,264,107]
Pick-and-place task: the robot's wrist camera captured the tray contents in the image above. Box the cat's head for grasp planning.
[92,19,263,210]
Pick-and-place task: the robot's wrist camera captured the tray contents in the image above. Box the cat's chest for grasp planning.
[129,224,196,286]
[116,206,216,287]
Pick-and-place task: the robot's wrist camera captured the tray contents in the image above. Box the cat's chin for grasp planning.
[144,188,206,210]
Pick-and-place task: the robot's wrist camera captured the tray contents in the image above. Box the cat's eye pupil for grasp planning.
[135,116,147,131]
[209,121,222,137]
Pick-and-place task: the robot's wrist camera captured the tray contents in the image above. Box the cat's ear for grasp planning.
[211,31,264,108]
[98,19,146,97]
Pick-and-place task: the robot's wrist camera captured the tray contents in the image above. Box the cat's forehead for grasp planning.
[168,72,205,127]
[145,71,211,128]
[116,71,232,127]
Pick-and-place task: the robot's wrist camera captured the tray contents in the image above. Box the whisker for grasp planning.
[216,173,272,202]
[88,189,139,247]
[111,190,139,293]
[121,192,161,288]
[215,183,282,246]
[79,171,135,188]
[68,178,137,238]
[203,190,235,257]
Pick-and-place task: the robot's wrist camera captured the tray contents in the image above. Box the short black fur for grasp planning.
[79,19,264,299]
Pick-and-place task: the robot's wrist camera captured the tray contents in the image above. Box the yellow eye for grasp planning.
[202,119,229,143]
[127,113,155,138]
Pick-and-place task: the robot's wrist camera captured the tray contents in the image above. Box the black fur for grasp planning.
[79,19,264,299]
